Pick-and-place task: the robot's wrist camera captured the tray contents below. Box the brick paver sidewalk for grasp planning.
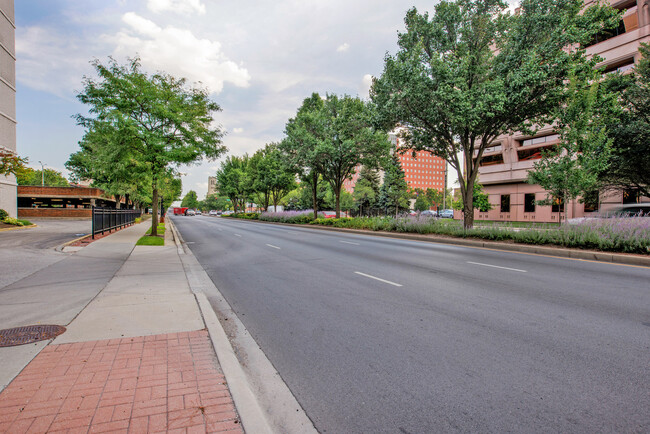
[0,330,243,433]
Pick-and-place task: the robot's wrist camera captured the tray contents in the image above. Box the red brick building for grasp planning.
[17,186,123,218]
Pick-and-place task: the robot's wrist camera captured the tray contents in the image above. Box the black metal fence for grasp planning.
[92,207,141,239]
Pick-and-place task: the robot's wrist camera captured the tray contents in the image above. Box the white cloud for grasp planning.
[113,13,251,94]
[337,42,350,52]
[360,74,373,99]
[232,128,244,134]
[147,0,206,16]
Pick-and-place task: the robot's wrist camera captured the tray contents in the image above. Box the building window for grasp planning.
[524,194,535,213]
[623,189,640,204]
[520,134,560,147]
[500,195,510,213]
[552,197,564,213]
[583,190,599,212]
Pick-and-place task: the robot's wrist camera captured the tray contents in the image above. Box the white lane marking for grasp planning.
[234,234,242,237]
[467,261,527,273]
[354,271,402,287]
[340,241,360,245]
[266,244,281,249]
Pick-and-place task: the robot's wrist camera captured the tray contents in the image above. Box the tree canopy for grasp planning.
[371,0,619,228]
[72,57,226,235]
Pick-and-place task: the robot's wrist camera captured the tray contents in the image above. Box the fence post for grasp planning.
[92,206,95,239]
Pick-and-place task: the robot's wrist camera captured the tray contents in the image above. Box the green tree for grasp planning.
[316,94,391,218]
[75,57,226,236]
[255,143,296,211]
[413,189,432,212]
[181,190,199,209]
[0,152,27,177]
[216,155,249,213]
[452,182,492,212]
[371,0,619,228]
[600,43,650,199]
[202,194,231,211]
[378,153,410,217]
[283,93,327,219]
[353,178,377,216]
[16,167,69,187]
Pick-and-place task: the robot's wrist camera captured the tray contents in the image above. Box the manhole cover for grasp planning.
[0,325,66,347]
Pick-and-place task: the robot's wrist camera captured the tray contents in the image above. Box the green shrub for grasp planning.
[3,217,24,226]
[0,209,8,220]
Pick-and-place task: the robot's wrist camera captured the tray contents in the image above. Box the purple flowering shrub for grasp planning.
[259,210,322,224]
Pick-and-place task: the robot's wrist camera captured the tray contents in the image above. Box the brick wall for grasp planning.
[17,186,105,198]
[18,208,92,218]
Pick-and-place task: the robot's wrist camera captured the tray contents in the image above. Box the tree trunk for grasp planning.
[335,186,341,218]
[151,185,159,237]
[462,178,475,230]
[312,172,318,220]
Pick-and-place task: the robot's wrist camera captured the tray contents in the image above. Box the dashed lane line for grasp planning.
[467,261,527,273]
[354,271,402,287]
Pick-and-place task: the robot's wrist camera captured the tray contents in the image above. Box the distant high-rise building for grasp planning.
[207,176,217,197]
[0,0,16,217]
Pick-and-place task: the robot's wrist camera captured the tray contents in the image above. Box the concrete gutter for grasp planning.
[0,224,37,232]
[220,217,650,268]
[168,218,318,434]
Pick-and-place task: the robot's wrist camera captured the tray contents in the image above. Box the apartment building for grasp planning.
[476,0,649,223]
[0,0,16,217]
[342,131,447,195]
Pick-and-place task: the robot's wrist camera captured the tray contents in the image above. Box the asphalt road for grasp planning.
[0,219,91,289]
[172,215,650,433]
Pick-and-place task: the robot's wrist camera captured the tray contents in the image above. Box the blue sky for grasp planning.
[15,0,518,199]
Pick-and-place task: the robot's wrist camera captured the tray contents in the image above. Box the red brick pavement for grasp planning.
[0,330,243,433]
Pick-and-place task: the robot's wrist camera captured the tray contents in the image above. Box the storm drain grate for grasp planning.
[0,325,66,347]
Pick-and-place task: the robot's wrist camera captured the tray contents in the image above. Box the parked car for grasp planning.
[438,209,454,218]
[322,211,337,219]
[186,209,196,216]
[420,210,437,217]
[196,210,202,215]
[208,210,218,216]
[222,211,234,216]
[568,203,650,224]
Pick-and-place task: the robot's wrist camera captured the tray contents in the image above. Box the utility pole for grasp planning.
[38,161,45,186]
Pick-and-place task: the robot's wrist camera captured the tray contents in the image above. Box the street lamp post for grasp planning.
[38,161,45,186]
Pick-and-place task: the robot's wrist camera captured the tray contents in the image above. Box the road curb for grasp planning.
[0,224,37,232]
[174,217,318,434]
[55,234,91,252]
[221,217,650,268]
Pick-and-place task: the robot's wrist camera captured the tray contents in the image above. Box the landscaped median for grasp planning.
[136,222,165,246]
[223,211,650,255]
[0,209,33,230]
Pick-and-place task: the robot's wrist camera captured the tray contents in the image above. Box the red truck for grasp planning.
[172,207,189,215]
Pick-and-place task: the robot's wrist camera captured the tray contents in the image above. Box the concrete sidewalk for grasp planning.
[0,223,243,433]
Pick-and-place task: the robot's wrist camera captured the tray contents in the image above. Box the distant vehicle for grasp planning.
[420,210,437,217]
[321,211,349,219]
[196,210,202,215]
[568,204,650,224]
[186,209,196,216]
[208,210,218,216]
[438,209,454,218]
[172,207,189,215]
[222,211,234,216]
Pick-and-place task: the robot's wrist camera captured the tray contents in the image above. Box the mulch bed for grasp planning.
[67,226,129,246]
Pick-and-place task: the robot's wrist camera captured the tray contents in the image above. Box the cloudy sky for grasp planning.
[15,0,519,200]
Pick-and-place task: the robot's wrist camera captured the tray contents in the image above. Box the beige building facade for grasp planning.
[476,0,650,223]
[207,176,217,197]
[0,0,16,217]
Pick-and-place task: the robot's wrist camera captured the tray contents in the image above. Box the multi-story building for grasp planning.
[342,131,447,197]
[476,0,650,223]
[207,176,217,197]
[0,0,16,217]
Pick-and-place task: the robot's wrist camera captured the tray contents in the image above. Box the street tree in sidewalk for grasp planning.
[181,190,200,209]
[371,0,619,229]
[75,57,226,236]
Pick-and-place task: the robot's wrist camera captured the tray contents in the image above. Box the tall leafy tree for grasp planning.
[283,94,327,219]
[378,153,410,217]
[0,152,27,177]
[75,57,226,236]
[316,94,391,218]
[216,155,249,213]
[528,72,615,221]
[181,190,199,209]
[16,167,69,187]
[601,43,650,198]
[371,0,619,228]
